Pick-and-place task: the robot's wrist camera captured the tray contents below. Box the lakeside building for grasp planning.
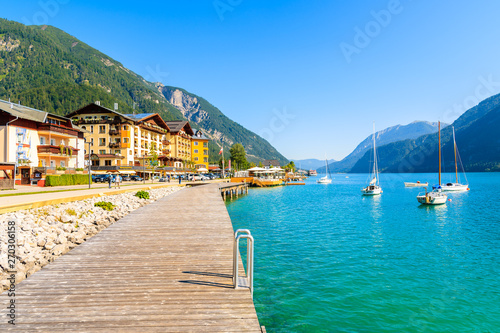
[262,159,281,169]
[191,130,209,171]
[0,99,85,185]
[68,103,211,178]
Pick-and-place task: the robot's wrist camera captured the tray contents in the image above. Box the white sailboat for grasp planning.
[317,156,332,184]
[362,123,382,196]
[441,126,469,192]
[417,121,447,205]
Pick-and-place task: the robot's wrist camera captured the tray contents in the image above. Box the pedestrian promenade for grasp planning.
[0,184,261,332]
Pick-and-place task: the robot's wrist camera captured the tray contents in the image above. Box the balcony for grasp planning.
[109,129,120,136]
[38,123,79,137]
[109,142,120,148]
[37,145,78,157]
[162,149,171,155]
[162,140,170,145]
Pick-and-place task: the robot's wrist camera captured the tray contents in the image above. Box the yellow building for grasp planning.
[191,130,209,171]
[67,102,179,178]
[165,121,194,169]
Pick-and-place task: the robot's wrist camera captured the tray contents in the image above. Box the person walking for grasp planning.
[115,174,120,189]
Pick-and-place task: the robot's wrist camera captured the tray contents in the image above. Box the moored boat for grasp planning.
[317,156,332,184]
[362,123,382,196]
[418,121,447,205]
[405,181,428,187]
[441,126,469,192]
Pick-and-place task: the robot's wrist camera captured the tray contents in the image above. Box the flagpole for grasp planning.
[222,146,225,179]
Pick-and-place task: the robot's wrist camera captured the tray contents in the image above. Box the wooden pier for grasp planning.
[0,184,262,332]
[220,182,249,200]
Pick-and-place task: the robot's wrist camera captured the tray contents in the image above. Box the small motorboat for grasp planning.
[405,181,428,187]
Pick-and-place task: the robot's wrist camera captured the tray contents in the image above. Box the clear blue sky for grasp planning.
[3,0,500,160]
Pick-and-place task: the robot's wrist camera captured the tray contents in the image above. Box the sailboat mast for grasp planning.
[438,121,441,186]
[373,122,377,183]
[453,126,458,183]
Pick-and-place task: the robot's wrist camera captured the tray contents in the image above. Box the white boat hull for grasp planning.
[441,183,469,192]
[317,177,332,184]
[405,182,428,187]
[362,186,382,196]
[417,191,447,205]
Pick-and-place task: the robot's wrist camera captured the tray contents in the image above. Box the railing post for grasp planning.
[233,229,254,296]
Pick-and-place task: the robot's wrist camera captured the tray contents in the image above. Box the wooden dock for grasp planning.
[219,182,249,200]
[0,184,262,332]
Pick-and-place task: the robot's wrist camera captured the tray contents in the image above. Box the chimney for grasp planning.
[114,103,118,111]
[95,101,101,106]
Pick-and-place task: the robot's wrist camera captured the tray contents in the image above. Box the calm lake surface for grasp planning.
[225,173,500,332]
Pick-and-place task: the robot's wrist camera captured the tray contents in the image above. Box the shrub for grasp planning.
[135,190,150,199]
[94,201,115,211]
[65,208,77,216]
[45,174,91,186]
[75,168,84,171]
[56,166,67,171]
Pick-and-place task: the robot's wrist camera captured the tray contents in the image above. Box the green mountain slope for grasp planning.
[0,18,287,164]
[351,93,500,173]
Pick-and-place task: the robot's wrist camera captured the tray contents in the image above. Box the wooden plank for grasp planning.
[0,184,261,332]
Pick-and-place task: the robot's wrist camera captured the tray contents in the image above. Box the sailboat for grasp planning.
[362,123,382,195]
[317,157,332,184]
[441,126,469,192]
[417,121,447,205]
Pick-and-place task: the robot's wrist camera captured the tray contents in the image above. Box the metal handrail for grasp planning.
[233,229,254,296]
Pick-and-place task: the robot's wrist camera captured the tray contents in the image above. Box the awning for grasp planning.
[197,167,208,172]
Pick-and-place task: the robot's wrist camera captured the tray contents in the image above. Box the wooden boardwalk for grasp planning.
[0,184,262,332]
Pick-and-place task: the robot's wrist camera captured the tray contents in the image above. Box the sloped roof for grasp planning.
[0,99,48,123]
[192,130,209,140]
[66,102,135,122]
[165,120,194,135]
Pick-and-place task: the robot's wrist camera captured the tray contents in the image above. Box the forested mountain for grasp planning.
[317,121,442,173]
[0,19,287,164]
[351,93,500,173]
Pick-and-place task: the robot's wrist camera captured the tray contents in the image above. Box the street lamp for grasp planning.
[143,154,145,184]
[84,139,91,189]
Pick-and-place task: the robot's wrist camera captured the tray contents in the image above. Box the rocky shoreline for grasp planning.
[0,186,183,291]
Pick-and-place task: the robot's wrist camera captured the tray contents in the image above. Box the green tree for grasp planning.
[258,161,263,168]
[230,143,248,170]
[149,146,158,183]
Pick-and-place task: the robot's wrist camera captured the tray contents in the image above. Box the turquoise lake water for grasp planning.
[225,173,500,332]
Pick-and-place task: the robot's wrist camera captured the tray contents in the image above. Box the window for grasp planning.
[81,126,86,130]
[194,142,198,146]
[99,150,106,155]
[61,140,65,146]
[99,125,105,134]
[99,138,106,146]
[115,150,120,154]
[41,160,46,167]
[204,157,208,162]
[50,160,55,167]
[203,142,208,148]
[194,157,199,161]
[90,138,94,146]
[123,125,128,130]
[129,150,132,155]
[60,161,65,167]
[123,138,129,143]
[90,126,94,133]
[50,139,56,146]
[203,150,208,155]
[105,160,112,166]
[40,137,45,145]
[194,149,198,154]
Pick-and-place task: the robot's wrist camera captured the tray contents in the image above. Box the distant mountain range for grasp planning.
[317,121,443,173]
[351,93,500,173]
[291,159,336,170]
[0,19,288,165]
